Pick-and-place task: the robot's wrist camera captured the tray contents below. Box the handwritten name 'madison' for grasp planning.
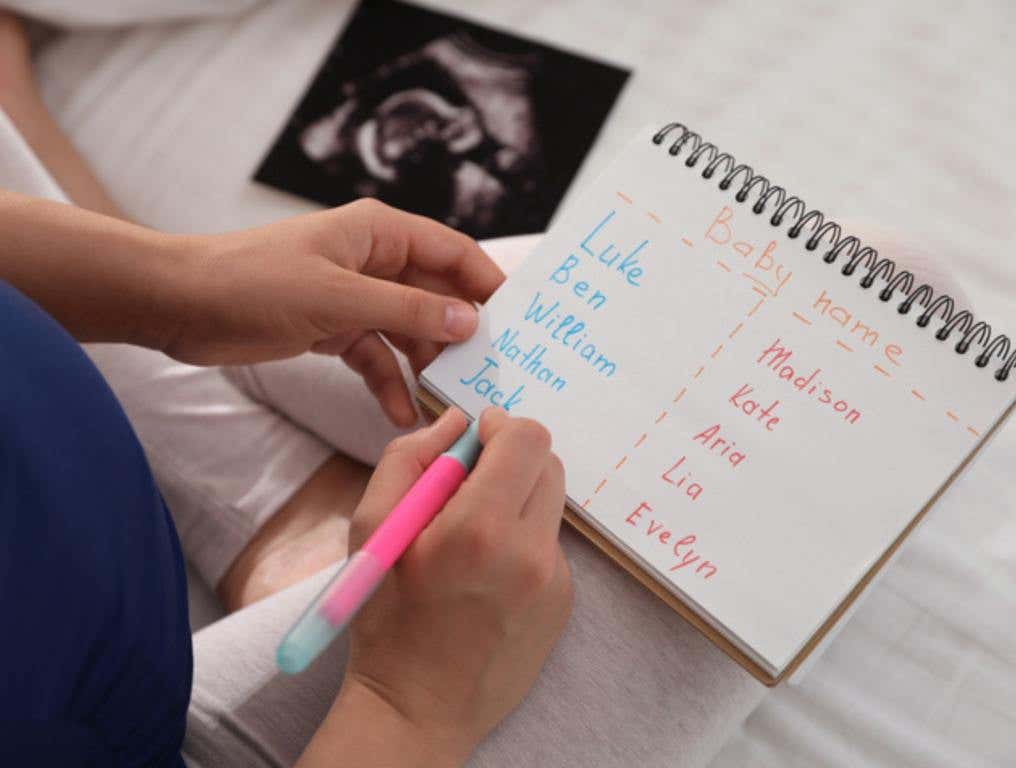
[755,338,862,424]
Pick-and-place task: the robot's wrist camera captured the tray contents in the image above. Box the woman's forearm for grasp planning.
[0,189,190,347]
[0,189,496,395]
[296,676,467,768]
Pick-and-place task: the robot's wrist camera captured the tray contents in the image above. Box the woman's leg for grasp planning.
[0,280,192,766]
[0,13,119,217]
[184,525,764,768]
[80,341,353,599]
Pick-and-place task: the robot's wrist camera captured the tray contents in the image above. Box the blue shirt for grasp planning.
[0,281,192,766]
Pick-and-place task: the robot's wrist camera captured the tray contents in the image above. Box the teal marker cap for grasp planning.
[442,420,482,470]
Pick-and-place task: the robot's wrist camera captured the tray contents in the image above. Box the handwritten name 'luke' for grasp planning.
[576,210,648,287]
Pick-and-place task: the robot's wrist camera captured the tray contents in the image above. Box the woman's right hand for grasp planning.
[297,407,572,767]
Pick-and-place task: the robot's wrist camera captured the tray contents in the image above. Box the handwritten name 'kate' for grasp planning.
[729,384,782,431]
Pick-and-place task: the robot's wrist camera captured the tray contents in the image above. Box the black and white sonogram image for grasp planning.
[256,0,629,239]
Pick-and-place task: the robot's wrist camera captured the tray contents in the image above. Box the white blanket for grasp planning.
[21,1,1016,765]
[3,0,263,26]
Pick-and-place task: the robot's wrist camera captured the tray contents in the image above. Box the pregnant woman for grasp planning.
[0,10,766,767]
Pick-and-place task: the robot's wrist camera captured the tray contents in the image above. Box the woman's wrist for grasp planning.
[296,674,470,768]
[67,223,205,356]
[125,230,203,353]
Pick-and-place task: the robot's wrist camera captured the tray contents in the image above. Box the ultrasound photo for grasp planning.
[256,0,630,239]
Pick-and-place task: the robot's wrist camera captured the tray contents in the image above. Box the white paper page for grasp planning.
[422,126,1015,673]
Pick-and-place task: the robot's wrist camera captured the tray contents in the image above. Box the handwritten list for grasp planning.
[457,209,641,410]
[422,127,1013,674]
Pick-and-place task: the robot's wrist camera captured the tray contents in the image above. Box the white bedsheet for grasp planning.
[25,1,1016,765]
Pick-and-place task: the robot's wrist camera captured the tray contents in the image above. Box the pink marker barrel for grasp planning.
[362,455,467,569]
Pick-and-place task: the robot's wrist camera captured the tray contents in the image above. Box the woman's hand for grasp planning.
[170,199,504,425]
[297,407,572,767]
[0,192,502,427]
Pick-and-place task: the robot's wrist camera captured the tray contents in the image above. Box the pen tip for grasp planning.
[446,419,483,470]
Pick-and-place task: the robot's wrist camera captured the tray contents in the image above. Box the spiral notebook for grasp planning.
[419,122,1016,685]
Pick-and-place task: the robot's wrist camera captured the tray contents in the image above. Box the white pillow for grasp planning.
[2,0,265,27]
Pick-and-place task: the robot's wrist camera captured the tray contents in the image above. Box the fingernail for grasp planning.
[444,303,477,338]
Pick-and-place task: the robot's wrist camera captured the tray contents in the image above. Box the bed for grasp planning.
[24,1,1016,765]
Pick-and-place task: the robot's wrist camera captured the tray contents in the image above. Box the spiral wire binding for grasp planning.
[651,123,1015,383]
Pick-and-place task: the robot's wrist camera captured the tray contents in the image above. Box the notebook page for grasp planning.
[421,126,1014,673]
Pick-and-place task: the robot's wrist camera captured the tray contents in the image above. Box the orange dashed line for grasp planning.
[711,344,724,359]
[911,389,926,401]
[836,340,854,352]
[792,311,812,325]
[874,364,892,378]
[752,286,767,297]
[672,387,687,404]
[655,410,668,424]
[595,478,607,494]
[614,455,628,470]
[747,298,765,317]
[693,365,705,379]
[616,191,632,204]
[634,433,648,448]
[647,211,661,223]
[681,237,694,247]
[581,498,591,509]
[946,410,959,422]
[966,426,981,437]
[729,322,744,339]
[717,261,732,272]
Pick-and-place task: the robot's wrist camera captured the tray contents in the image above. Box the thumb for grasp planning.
[342,272,479,342]
[352,408,469,545]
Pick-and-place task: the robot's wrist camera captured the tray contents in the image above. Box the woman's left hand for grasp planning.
[0,192,500,426]
[167,199,504,425]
